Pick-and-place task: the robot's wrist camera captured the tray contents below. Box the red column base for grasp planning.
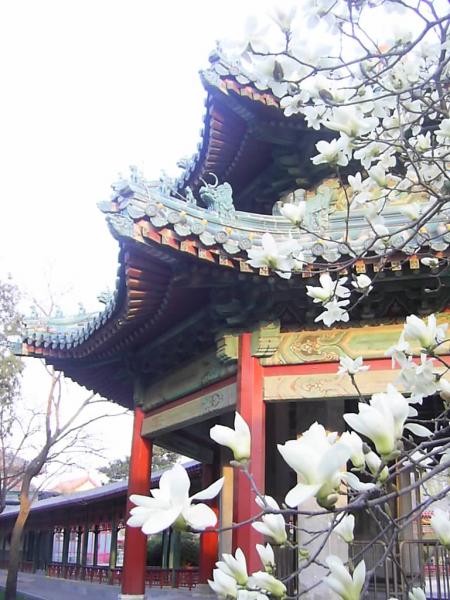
[121,408,152,597]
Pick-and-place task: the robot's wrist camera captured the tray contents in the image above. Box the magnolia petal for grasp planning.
[191,477,224,501]
[342,472,376,492]
[127,514,147,528]
[209,569,237,597]
[208,580,223,596]
[404,423,432,437]
[235,548,247,570]
[285,483,322,507]
[159,464,191,507]
[255,494,280,511]
[129,494,154,508]
[317,443,352,481]
[183,502,217,530]
[216,560,234,579]
[252,521,275,539]
[210,424,235,447]
[326,555,353,587]
[235,411,250,436]
[326,575,348,598]
[129,506,156,518]
[353,559,366,592]
[141,507,180,535]
[343,412,371,439]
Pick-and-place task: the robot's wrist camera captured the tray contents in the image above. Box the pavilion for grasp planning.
[12,50,450,599]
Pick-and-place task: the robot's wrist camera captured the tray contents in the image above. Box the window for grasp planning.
[68,530,78,563]
[86,531,95,566]
[52,531,64,562]
[116,527,125,567]
[96,529,111,566]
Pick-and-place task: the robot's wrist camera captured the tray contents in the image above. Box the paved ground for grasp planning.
[0,570,214,599]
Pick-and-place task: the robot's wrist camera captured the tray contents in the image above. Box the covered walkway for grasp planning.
[0,570,213,599]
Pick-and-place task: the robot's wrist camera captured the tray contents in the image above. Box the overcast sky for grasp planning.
[0,0,284,475]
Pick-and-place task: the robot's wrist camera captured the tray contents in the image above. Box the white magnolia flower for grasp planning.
[325,556,366,600]
[256,543,275,572]
[361,200,384,224]
[342,472,376,493]
[334,514,355,543]
[411,132,431,153]
[216,548,248,586]
[252,495,287,545]
[249,572,287,599]
[352,274,372,293]
[128,464,223,534]
[439,378,450,402]
[280,94,302,117]
[340,431,365,470]
[365,451,389,483]
[430,508,450,548]
[344,385,410,459]
[337,355,369,377]
[325,106,378,138]
[210,412,251,463]
[251,56,289,97]
[436,118,450,143]
[403,314,447,350]
[354,141,394,170]
[302,105,324,129]
[209,568,238,599]
[385,333,411,364]
[278,422,351,508]
[399,203,421,220]
[307,273,350,303]
[220,16,269,58]
[368,165,387,187]
[312,139,349,167]
[270,5,297,32]
[348,172,364,193]
[315,299,350,327]
[279,201,306,225]
[409,588,426,600]
[397,353,438,403]
[247,232,294,279]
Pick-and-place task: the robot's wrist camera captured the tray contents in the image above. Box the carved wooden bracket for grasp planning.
[215,333,239,363]
[250,320,281,358]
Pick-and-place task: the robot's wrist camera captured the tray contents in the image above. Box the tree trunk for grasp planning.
[5,478,31,600]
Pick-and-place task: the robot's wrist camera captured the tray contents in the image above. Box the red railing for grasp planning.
[175,567,200,590]
[45,563,199,589]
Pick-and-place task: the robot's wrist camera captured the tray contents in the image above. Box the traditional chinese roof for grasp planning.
[0,461,201,524]
[16,55,450,408]
[176,54,328,214]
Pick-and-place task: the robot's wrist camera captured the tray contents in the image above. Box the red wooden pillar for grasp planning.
[233,333,265,573]
[120,408,152,600]
[199,465,219,582]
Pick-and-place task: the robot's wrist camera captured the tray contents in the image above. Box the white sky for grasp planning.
[0,0,284,477]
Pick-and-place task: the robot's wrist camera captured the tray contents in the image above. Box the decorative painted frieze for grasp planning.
[264,369,450,402]
[141,383,237,437]
[262,313,450,365]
